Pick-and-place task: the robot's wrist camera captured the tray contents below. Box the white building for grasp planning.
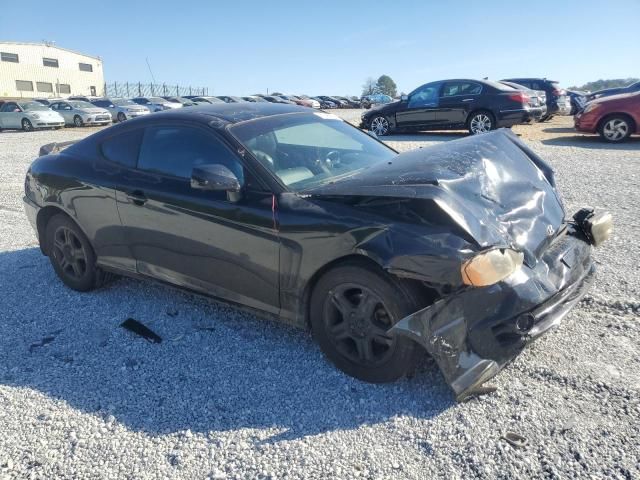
[0,41,104,99]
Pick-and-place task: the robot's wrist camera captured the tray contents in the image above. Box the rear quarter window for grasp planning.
[100,129,143,168]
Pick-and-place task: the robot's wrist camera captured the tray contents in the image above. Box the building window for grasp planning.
[16,80,34,92]
[43,57,59,68]
[79,62,93,72]
[1,52,19,63]
[37,82,54,93]
[57,84,71,94]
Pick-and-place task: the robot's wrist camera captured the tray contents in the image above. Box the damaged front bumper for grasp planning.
[390,216,607,401]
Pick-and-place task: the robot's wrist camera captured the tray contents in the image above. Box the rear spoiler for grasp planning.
[39,140,78,157]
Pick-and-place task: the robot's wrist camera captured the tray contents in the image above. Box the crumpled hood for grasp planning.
[306,130,565,262]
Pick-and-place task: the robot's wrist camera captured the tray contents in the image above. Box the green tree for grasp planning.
[376,75,397,97]
[568,78,639,92]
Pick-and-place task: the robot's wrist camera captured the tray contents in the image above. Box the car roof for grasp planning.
[127,102,308,125]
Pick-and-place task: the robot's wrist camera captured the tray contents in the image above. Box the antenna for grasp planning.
[145,57,157,84]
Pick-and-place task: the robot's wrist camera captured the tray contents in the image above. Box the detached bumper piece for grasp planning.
[391,211,610,401]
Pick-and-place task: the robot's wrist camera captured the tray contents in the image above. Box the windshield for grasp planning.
[21,102,49,111]
[69,101,95,109]
[148,97,166,103]
[113,98,136,106]
[230,112,396,191]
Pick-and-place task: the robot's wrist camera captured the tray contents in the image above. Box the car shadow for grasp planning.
[542,127,576,134]
[386,131,469,143]
[541,135,640,150]
[0,248,454,442]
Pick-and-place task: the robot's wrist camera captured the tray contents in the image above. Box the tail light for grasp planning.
[508,92,530,104]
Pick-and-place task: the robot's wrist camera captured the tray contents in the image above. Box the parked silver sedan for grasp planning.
[0,100,65,131]
[131,96,182,112]
[49,100,112,127]
[90,98,150,122]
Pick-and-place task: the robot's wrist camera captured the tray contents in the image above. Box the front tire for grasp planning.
[22,119,33,132]
[117,112,126,123]
[369,116,391,136]
[46,214,103,292]
[468,111,495,134]
[599,115,632,143]
[73,115,83,127]
[310,264,421,383]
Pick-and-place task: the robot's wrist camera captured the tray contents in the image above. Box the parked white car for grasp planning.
[49,100,112,127]
[90,98,150,122]
[0,101,65,131]
[557,95,572,115]
[131,96,182,112]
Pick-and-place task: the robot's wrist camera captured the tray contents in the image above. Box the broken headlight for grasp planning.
[461,248,524,287]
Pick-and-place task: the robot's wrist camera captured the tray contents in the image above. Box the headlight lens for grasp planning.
[31,113,40,119]
[461,248,524,287]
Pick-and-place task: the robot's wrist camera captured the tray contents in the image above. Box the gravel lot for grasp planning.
[1,115,639,479]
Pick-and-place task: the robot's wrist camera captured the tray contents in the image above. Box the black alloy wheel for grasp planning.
[310,264,422,383]
[46,214,104,291]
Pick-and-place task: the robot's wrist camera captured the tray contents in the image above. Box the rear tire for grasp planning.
[45,214,103,292]
[598,115,632,143]
[467,110,495,134]
[310,263,421,383]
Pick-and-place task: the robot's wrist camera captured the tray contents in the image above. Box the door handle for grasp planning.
[126,190,147,206]
[462,98,475,102]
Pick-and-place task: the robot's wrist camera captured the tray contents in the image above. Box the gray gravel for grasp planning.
[1,119,639,479]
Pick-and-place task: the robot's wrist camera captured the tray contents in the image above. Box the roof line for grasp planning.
[0,41,102,61]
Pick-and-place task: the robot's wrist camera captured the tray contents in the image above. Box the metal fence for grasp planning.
[103,82,209,98]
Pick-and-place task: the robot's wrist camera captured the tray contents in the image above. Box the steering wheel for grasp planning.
[317,150,341,172]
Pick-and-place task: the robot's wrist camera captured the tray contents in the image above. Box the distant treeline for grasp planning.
[569,78,639,92]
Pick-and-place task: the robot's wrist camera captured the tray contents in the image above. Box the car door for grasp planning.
[395,82,441,129]
[114,122,281,314]
[437,81,483,126]
[0,102,21,128]
[56,102,74,124]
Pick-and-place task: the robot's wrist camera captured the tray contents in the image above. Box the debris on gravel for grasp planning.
[0,120,638,479]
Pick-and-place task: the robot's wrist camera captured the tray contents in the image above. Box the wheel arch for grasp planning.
[300,253,432,329]
[596,112,637,134]
[466,108,495,127]
[301,254,386,329]
[36,205,91,255]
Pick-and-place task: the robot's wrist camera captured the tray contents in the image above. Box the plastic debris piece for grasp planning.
[120,318,162,344]
[501,431,528,449]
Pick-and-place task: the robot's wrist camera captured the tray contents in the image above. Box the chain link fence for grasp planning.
[103,82,209,98]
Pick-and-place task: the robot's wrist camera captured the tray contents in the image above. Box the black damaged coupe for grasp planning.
[23,103,612,400]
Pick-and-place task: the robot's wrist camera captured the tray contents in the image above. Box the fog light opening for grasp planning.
[515,313,535,333]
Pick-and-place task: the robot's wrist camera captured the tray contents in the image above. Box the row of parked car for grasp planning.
[359,77,640,142]
[0,93,369,131]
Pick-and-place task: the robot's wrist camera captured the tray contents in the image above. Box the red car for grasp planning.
[575,91,640,142]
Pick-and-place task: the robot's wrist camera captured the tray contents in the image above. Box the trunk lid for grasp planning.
[306,130,565,264]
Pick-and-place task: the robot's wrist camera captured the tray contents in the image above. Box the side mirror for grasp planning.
[401,95,408,102]
[191,164,241,195]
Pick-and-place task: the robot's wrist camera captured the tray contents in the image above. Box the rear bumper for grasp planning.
[496,107,537,127]
[390,221,602,401]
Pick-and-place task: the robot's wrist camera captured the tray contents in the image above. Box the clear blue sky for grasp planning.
[3,0,639,95]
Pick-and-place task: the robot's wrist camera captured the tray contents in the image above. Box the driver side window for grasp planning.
[408,84,440,108]
[137,125,245,184]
